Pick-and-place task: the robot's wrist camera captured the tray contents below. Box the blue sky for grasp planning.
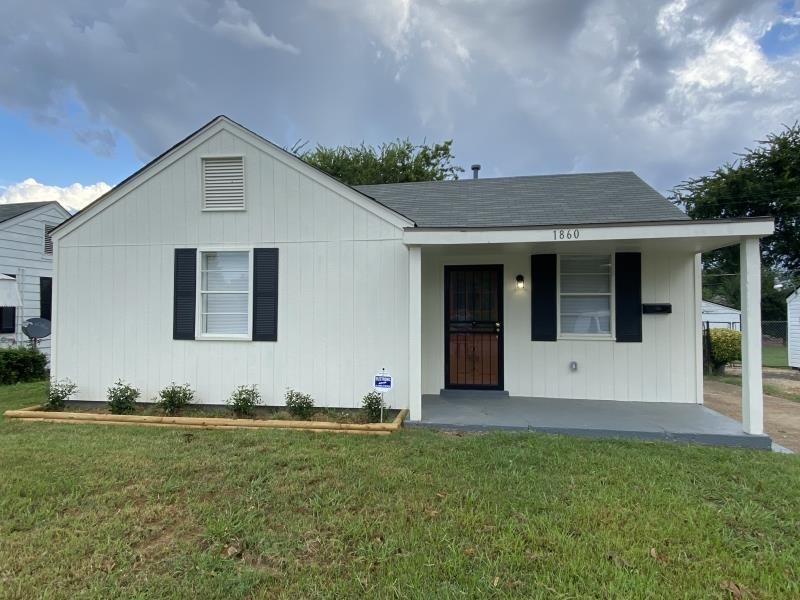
[1,0,799,210]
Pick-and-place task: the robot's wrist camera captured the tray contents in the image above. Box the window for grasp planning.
[559,255,613,336]
[0,307,15,334]
[44,224,55,254]
[202,156,245,210]
[199,251,250,336]
[40,277,52,321]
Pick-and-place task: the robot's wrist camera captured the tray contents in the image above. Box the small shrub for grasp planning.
[157,382,194,415]
[107,380,140,414]
[362,391,386,423]
[709,329,742,373]
[44,378,77,411]
[285,388,314,419]
[0,347,47,385]
[227,385,262,417]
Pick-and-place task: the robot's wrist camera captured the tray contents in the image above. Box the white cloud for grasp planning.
[0,179,111,213]
[212,0,299,54]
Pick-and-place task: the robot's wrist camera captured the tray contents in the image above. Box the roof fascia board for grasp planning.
[52,120,227,240]
[220,118,414,229]
[403,219,775,246]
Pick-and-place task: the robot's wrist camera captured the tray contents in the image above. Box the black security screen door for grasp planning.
[444,265,503,389]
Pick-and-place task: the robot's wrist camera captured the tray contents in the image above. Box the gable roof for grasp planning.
[0,201,55,224]
[53,116,414,238]
[355,172,687,228]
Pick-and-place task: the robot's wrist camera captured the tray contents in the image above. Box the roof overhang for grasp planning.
[403,217,774,254]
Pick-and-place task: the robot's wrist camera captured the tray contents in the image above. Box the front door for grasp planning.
[444,265,503,389]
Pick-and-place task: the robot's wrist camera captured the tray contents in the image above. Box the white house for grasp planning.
[0,201,71,358]
[788,290,800,369]
[50,116,774,436]
[701,300,741,330]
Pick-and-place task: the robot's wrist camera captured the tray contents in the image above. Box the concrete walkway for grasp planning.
[413,393,773,449]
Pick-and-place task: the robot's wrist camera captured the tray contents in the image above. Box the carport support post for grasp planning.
[740,237,763,435]
[409,246,422,421]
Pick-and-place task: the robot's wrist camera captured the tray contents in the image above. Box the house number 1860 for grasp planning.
[553,229,580,240]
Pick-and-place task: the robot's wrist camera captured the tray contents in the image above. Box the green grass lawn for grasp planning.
[1,382,799,599]
[762,344,789,368]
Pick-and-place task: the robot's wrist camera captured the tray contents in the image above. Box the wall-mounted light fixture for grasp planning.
[516,274,525,290]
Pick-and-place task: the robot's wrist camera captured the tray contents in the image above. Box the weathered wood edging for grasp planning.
[4,405,408,435]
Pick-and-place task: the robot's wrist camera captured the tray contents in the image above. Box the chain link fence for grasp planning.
[702,320,788,372]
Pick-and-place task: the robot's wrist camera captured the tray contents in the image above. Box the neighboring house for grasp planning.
[0,201,70,358]
[701,300,741,330]
[788,290,800,369]
[50,116,774,436]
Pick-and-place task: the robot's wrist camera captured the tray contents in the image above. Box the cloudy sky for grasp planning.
[1,0,799,211]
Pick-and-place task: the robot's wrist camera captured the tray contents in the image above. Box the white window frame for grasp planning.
[557,253,616,341]
[195,247,253,341]
[201,155,246,212]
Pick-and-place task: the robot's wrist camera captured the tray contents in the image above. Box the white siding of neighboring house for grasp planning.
[422,250,700,403]
[701,300,741,330]
[0,203,69,359]
[53,125,412,408]
[788,292,800,369]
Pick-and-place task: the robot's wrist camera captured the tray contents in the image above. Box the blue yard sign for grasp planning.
[374,369,393,392]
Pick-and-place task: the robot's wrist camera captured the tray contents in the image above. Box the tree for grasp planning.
[671,124,800,318]
[294,139,463,186]
[670,123,800,274]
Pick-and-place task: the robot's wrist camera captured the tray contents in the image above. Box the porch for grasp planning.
[411,392,773,449]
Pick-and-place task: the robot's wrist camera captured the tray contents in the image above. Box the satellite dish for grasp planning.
[22,318,51,347]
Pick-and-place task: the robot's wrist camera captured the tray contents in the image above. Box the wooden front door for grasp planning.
[444,265,503,389]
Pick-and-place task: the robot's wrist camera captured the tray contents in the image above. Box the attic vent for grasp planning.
[202,156,245,210]
[44,224,55,255]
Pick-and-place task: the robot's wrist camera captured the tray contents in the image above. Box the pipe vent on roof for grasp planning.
[471,164,481,179]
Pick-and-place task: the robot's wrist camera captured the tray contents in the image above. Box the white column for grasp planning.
[694,253,704,404]
[740,237,763,435]
[408,246,422,421]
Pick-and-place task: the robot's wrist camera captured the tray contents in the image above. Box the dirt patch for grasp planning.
[704,379,800,452]
[724,367,800,396]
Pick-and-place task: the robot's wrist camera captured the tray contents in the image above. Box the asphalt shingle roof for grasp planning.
[355,171,687,228]
[0,201,53,225]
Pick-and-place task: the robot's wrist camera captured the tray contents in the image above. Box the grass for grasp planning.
[762,344,789,368]
[1,382,799,599]
[708,374,800,403]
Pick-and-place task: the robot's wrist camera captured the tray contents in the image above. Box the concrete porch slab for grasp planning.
[411,393,773,449]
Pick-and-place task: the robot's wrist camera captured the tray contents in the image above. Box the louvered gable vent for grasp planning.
[202,157,245,210]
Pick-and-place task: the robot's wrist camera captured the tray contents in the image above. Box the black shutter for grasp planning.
[173,248,197,340]
[615,252,642,343]
[252,248,279,341]
[40,277,52,322]
[0,307,15,334]
[531,254,557,341]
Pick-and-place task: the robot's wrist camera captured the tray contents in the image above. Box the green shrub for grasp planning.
[285,388,314,419]
[361,391,386,423]
[709,329,742,373]
[227,385,262,417]
[107,380,140,414]
[0,347,47,385]
[157,382,194,415]
[44,378,77,411]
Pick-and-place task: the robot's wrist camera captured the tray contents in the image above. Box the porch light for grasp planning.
[516,274,525,289]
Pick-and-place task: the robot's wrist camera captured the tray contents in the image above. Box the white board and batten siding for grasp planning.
[0,203,69,358]
[53,124,412,408]
[788,291,800,369]
[421,250,700,403]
